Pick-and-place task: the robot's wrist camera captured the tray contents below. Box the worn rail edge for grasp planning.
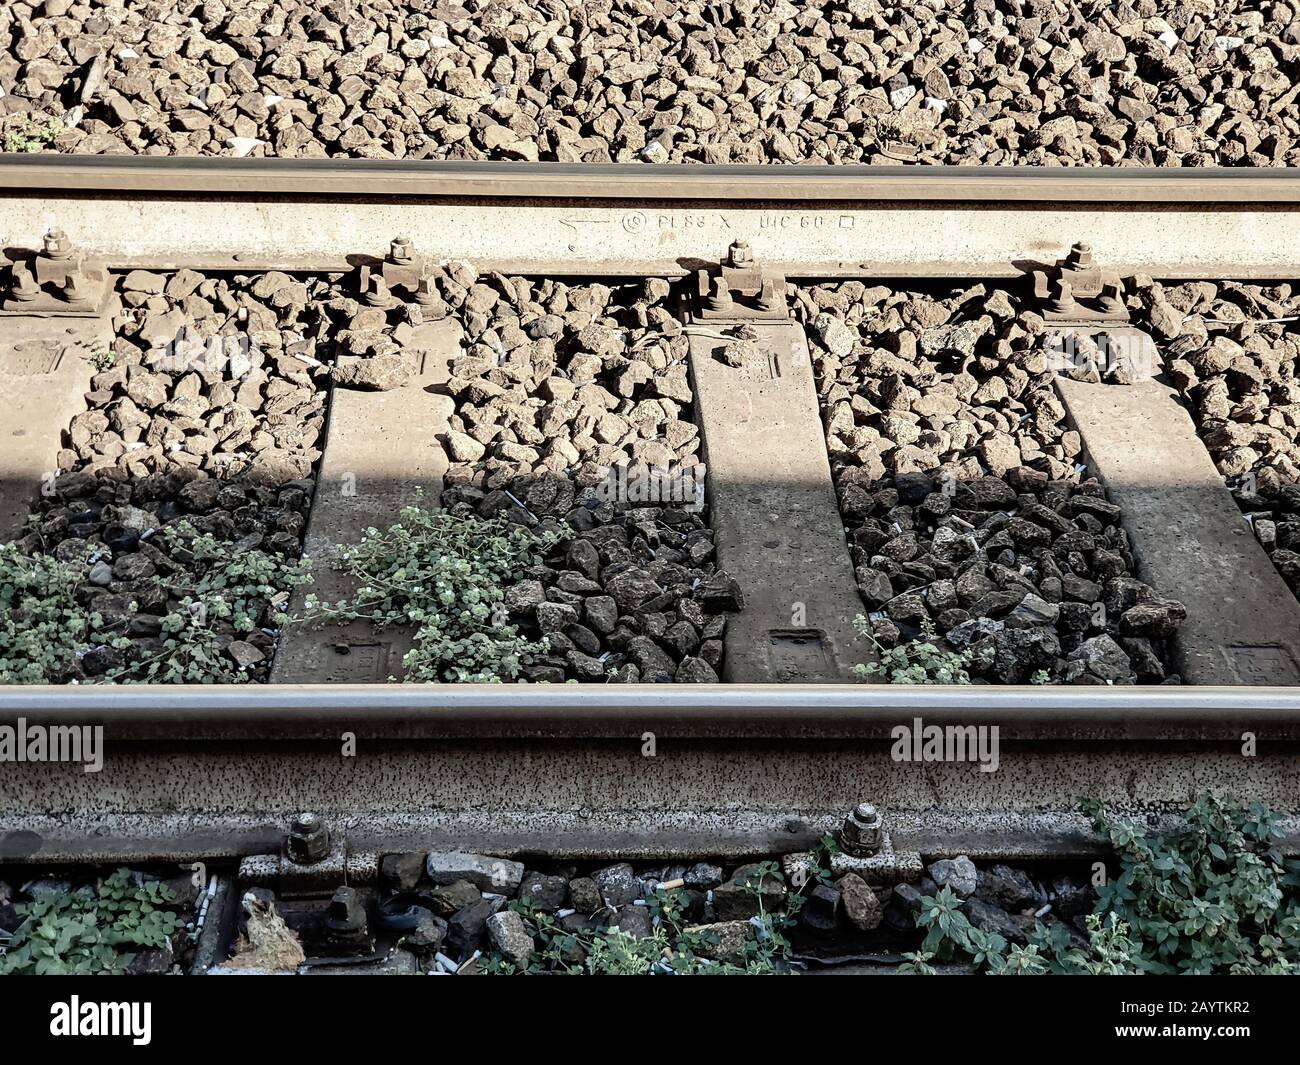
[5,157,1300,203]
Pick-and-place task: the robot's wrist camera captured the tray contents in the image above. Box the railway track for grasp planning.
[2,158,1300,880]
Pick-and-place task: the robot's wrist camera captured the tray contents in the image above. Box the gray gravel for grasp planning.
[15,268,334,681]
[430,270,732,683]
[1130,278,1300,603]
[4,2,1298,165]
[800,280,1185,684]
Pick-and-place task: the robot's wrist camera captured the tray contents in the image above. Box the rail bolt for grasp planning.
[839,802,884,856]
[287,811,330,864]
[10,262,39,300]
[1050,277,1077,314]
[389,235,414,264]
[43,229,73,260]
[62,256,88,301]
[728,239,754,268]
[758,278,785,312]
[414,264,440,306]
[706,275,733,312]
[364,272,394,307]
[63,273,87,302]
[326,886,366,932]
[1067,241,1094,269]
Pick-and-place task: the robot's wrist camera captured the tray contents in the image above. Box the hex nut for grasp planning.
[288,811,329,864]
[728,240,753,267]
[390,236,414,263]
[43,229,72,259]
[840,802,884,856]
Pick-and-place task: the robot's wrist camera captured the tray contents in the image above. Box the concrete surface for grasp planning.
[1,735,1296,862]
[1058,376,1300,684]
[6,198,1300,278]
[270,319,461,683]
[686,321,866,681]
[0,315,102,542]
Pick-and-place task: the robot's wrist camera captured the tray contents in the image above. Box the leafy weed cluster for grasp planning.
[0,869,185,976]
[3,116,63,153]
[854,615,972,684]
[300,501,558,682]
[903,795,1300,975]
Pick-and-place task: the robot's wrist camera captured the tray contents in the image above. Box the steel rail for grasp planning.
[4,683,1300,729]
[4,157,1300,203]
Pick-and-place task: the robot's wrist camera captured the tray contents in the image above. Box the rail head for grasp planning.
[5,157,1300,204]
[4,683,1300,740]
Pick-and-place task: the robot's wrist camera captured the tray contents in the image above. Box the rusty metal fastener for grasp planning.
[287,811,329,864]
[10,262,39,300]
[757,278,785,311]
[706,275,733,312]
[43,229,72,260]
[1067,241,1093,268]
[727,239,754,268]
[1099,279,1125,315]
[414,264,439,306]
[63,273,89,302]
[389,235,414,264]
[1049,277,1076,315]
[364,272,394,307]
[839,802,884,856]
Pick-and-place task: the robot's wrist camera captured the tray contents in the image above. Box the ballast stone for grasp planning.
[928,855,978,898]
[426,852,524,894]
[485,910,535,968]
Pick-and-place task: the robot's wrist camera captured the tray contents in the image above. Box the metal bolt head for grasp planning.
[706,275,733,312]
[287,811,329,864]
[1068,241,1094,268]
[10,261,38,298]
[840,802,884,856]
[293,811,321,833]
[390,236,414,263]
[364,271,395,308]
[43,229,72,259]
[1050,277,1077,313]
[728,240,753,268]
[326,885,363,926]
[414,264,441,306]
[758,278,785,311]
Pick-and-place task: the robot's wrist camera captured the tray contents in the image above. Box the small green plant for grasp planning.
[298,501,557,682]
[84,341,115,372]
[901,886,1135,975]
[798,833,841,891]
[0,869,184,975]
[1083,794,1300,975]
[854,615,971,684]
[105,526,312,684]
[1029,668,1051,685]
[1,524,311,685]
[484,873,797,976]
[0,543,94,684]
[903,795,1300,976]
[3,116,64,154]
